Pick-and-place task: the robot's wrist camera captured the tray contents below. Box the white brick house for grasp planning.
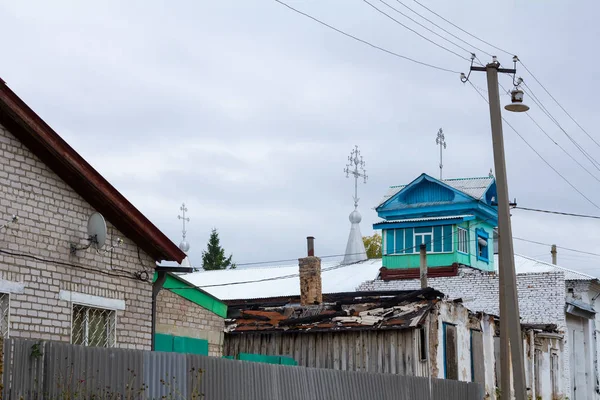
[0,77,187,350]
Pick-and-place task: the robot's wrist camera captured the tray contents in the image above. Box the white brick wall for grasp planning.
[357,267,569,394]
[358,268,566,328]
[0,123,156,350]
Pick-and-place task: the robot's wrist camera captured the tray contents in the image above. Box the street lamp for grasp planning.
[505,88,530,112]
[468,56,529,400]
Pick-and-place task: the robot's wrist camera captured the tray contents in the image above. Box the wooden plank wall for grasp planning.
[225,329,429,376]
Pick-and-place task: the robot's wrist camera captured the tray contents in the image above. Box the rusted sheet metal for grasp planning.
[0,81,185,263]
[380,264,459,281]
[2,338,483,400]
[226,288,442,333]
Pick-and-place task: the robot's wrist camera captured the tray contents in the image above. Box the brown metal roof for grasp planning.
[0,79,185,263]
[225,288,444,334]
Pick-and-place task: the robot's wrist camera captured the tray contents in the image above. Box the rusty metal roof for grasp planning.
[225,288,444,334]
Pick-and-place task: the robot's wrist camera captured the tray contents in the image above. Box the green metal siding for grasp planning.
[237,353,298,366]
[154,334,209,356]
[383,253,458,269]
[160,274,228,318]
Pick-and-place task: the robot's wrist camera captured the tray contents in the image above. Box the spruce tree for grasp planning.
[201,228,235,270]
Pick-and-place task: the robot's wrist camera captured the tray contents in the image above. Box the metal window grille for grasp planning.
[72,304,116,348]
[0,292,9,338]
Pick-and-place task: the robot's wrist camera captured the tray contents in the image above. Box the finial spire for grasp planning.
[344,145,368,209]
[436,128,447,180]
[177,203,190,253]
[342,146,368,265]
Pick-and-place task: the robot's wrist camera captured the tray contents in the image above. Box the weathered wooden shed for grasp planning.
[224,288,498,395]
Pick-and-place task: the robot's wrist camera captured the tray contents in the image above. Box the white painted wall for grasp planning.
[433,302,497,398]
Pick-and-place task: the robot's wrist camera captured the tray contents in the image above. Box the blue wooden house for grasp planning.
[373,173,498,273]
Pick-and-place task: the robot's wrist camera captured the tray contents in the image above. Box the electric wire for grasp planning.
[521,81,600,171]
[512,238,600,258]
[520,61,600,150]
[0,248,141,281]
[496,77,600,179]
[273,0,461,74]
[513,206,600,220]
[392,0,493,58]
[363,0,471,62]
[163,216,498,290]
[468,81,600,210]
[411,0,514,57]
[374,0,482,61]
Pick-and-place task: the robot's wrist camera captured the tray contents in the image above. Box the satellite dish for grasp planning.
[87,212,107,250]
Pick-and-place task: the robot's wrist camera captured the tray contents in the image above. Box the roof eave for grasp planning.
[0,81,185,263]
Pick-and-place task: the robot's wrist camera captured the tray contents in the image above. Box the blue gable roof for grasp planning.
[376,173,498,225]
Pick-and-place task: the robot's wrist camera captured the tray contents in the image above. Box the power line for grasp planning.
[514,206,600,220]
[273,0,461,74]
[513,237,600,258]
[496,77,600,180]
[468,81,600,210]
[371,0,480,60]
[0,248,141,281]
[520,61,600,151]
[391,0,493,58]
[164,217,498,290]
[363,0,470,61]
[521,81,600,171]
[411,0,514,57]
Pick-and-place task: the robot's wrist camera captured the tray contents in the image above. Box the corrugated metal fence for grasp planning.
[1,338,483,399]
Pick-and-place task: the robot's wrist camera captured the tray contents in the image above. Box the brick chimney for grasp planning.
[299,236,322,306]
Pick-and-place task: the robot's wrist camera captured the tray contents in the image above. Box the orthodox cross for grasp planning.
[177,203,190,241]
[436,128,447,180]
[344,145,368,209]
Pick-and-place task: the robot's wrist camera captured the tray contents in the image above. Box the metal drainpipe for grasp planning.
[151,271,167,351]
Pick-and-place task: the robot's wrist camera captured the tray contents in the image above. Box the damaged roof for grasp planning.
[225,287,444,334]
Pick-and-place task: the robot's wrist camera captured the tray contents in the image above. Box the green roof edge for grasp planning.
[154,272,228,318]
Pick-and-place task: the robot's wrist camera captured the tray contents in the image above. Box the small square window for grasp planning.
[72,304,116,347]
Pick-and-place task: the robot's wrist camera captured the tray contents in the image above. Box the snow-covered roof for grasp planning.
[179,253,596,302]
[180,258,383,301]
[508,254,597,281]
[378,176,494,207]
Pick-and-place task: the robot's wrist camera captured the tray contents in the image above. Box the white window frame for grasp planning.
[414,227,433,252]
[59,290,123,348]
[71,303,117,348]
[457,227,469,254]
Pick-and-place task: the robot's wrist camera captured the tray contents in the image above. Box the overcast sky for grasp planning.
[1,0,599,275]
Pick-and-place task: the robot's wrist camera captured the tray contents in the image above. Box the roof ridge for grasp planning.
[388,175,492,188]
[514,253,596,279]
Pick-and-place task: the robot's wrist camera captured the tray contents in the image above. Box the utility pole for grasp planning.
[419,244,428,289]
[551,244,557,265]
[436,128,446,180]
[469,57,528,400]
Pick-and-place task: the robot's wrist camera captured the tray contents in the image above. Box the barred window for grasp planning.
[72,304,116,347]
[0,293,9,338]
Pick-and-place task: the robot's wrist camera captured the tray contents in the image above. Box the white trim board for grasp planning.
[58,290,125,311]
[0,279,25,294]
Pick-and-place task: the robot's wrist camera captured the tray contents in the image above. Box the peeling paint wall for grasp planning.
[524,331,564,400]
[431,302,496,398]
